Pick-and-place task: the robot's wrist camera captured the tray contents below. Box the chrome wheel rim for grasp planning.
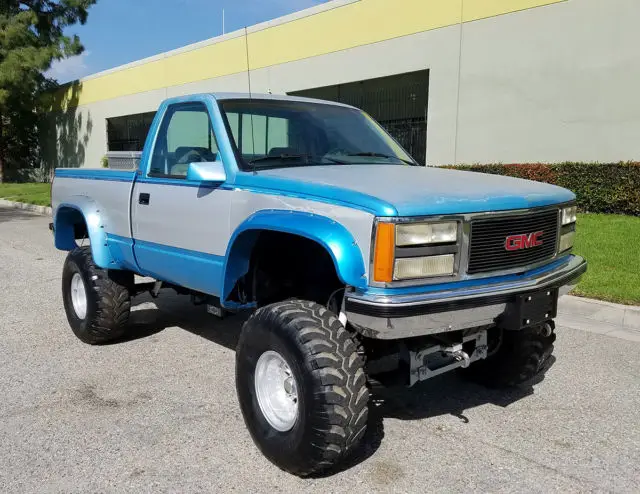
[254,350,299,432]
[70,273,88,320]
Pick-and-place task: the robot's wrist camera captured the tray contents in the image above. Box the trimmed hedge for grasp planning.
[446,162,640,216]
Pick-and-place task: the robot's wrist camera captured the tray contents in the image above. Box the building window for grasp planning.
[107,112,156,151]
[289,69,429,165]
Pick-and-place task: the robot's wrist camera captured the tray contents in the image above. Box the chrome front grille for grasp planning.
[468,210,559,274]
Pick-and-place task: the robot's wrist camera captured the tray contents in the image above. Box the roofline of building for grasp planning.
[76,0,360,84]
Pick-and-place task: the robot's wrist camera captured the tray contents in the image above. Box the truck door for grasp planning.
[131,101,231,297]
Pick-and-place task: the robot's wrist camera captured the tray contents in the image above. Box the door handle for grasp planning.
[139,192,150,205]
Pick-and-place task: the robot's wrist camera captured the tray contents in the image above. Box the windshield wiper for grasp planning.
[249,154,350,166]
[347,152,418,166]
[249,154,312,165]
[322,156,350,164]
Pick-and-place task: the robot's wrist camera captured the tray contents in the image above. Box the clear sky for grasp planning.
[47,0,330,83]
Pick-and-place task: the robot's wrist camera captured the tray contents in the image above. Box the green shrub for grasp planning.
[446,162,640,216]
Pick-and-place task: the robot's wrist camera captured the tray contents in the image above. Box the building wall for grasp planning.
[456,0,640,164]
[48,0,640,170]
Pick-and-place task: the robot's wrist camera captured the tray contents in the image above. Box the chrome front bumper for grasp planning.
[345,255,587,340]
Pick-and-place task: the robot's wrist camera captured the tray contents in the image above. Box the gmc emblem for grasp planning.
[505,231,544,251]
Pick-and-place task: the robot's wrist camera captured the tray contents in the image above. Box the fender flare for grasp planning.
[53,197,114,269]
[221,210,368,300]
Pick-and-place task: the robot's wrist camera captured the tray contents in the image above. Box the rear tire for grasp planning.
[460,324,556,387]
[235,299,369,477]
[62,246,133,344]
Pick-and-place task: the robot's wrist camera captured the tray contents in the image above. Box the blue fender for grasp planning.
[222,210,368,301]
[53,197,114,269]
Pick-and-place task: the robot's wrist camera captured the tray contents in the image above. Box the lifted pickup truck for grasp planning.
[51,93,587,476]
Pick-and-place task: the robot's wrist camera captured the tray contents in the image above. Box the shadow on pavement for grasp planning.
[118,290,544,476]
[0,207,41,224]
[121,292,245,349]
[319,365,549,477]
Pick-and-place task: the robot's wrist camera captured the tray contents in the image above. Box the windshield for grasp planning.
[218,99,417,171]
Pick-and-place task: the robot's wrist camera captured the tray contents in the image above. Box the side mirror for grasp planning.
[186,161,227,183]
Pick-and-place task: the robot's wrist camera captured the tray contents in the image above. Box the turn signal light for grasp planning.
[373,223,394,283]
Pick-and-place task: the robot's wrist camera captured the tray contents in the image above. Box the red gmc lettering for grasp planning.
[505,231,544,251]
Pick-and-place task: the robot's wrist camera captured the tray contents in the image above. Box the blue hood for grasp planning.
[236,165,575,216]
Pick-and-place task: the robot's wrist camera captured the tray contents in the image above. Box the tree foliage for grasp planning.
[0,0,95,182]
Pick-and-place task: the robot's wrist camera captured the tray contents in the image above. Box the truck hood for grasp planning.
[239,165,575,216]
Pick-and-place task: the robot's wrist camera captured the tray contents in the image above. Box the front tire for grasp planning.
[236,300,369,477]
[62,246,133,344]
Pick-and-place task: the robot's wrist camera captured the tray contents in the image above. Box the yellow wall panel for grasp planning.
[75,58,167,104]
[248,0,462,70]
[57,0,566,108]
[163,37,249,88]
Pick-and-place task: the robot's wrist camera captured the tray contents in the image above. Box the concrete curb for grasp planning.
[557,295,640,342]
[0,199,52,216]
[558,295,640,330]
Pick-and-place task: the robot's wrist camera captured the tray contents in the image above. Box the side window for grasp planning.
[149,102,218,178]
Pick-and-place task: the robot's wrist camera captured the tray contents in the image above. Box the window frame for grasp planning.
[147,101,219,179]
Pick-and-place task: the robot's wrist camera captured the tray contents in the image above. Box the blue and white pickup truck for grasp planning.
[51,93,587,476]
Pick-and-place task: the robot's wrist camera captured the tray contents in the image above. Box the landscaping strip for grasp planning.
[572,213,640,305]
[0,183,51,207]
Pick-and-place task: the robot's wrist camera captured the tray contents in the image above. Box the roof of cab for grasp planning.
[211,92,357,110]
[159,92,359,112]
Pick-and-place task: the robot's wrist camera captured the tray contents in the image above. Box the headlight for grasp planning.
[373,221,458,283]
[394,254,455,279]
[562,205,577,225]
[396,222,458,246]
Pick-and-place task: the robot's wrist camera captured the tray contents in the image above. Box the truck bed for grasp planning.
[52,168,135,241]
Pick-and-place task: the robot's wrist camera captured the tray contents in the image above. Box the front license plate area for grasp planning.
[501,289,558,329]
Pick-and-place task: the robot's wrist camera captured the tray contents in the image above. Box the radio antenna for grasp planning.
[244,27,257,174]
[244,27,253,97]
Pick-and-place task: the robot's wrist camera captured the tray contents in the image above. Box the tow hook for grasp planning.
[443,345,471,368]
[541,322,554,337]
[408,330,487,386]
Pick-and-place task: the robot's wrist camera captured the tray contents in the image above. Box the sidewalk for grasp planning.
[557,295,640,342]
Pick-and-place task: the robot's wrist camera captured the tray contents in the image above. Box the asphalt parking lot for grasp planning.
[1,206,639,493]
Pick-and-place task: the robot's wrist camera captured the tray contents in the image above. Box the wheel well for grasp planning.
[230,231,344,308]
[54,206,89,250]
